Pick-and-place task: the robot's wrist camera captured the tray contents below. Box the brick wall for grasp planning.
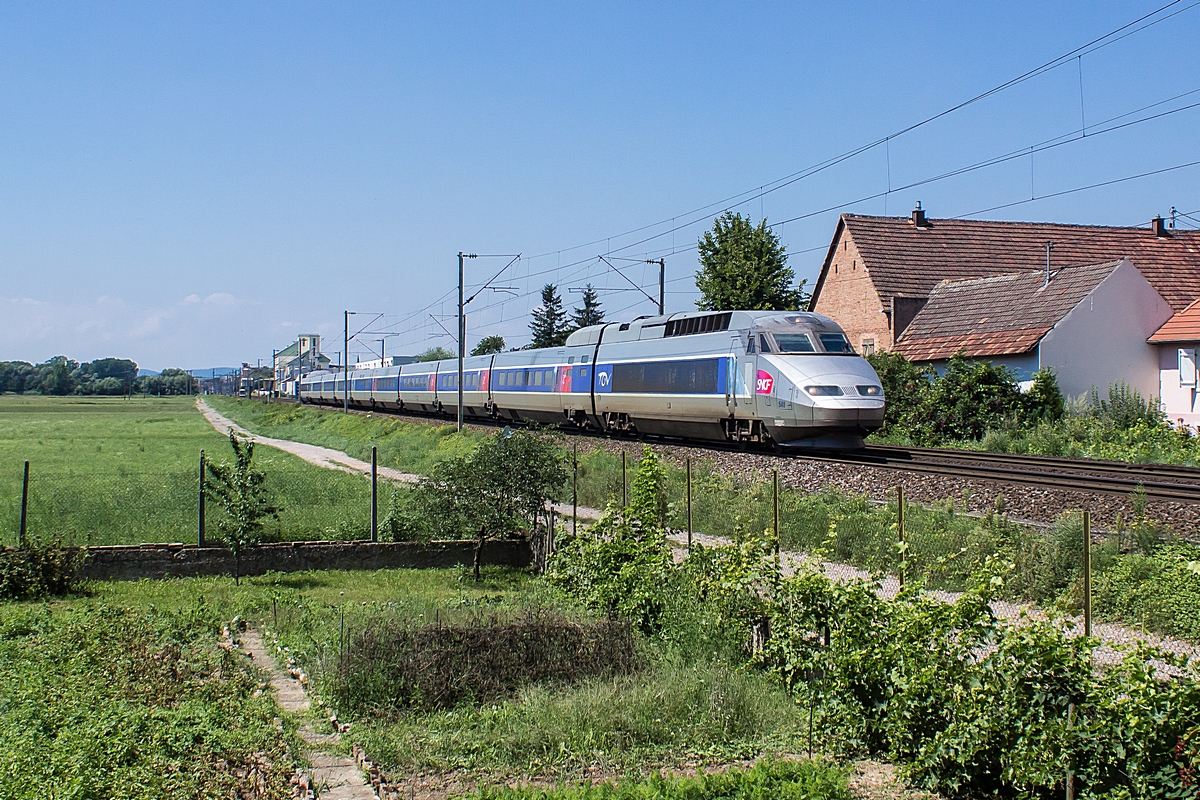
[79,539,532,582]
[811,229,894,350]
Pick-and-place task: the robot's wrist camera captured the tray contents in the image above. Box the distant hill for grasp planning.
[137,369,159,377]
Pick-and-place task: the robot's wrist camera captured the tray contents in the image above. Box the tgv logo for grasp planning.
[755,370,774,395]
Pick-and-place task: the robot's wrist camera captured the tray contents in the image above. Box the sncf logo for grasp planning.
[755,370,774,395]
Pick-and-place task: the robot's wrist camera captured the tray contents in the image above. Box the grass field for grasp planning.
[0,395,371,546]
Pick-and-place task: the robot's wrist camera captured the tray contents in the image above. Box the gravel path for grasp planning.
[199,398,419,484]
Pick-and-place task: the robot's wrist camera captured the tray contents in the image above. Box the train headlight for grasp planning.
[856,385,882,396]
[804,385,844,396]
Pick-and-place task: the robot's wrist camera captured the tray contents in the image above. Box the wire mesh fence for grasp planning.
[1,455,379,548]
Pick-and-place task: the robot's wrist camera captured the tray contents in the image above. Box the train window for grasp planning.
[582,355,590,363]
[568,356,575,364]
[759,335,773,353]
[545,369,553,384]
[746,335,755,354]
[534,370,544,387]
[612,358,721,394]
[773,333,815,353]
[818,333,855,353]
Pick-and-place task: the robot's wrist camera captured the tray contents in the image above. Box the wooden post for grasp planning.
[1082,510,1092,638]
[572,442,578,534]
[773,468,781,578]
[370,446,378,543]
[197,451,205,547]
[621,451,627,508]
[19,461,29,548]
[897,485,905,587]
[686,456,693,552]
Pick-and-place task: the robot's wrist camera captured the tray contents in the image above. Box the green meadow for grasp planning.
[0,395,370,546]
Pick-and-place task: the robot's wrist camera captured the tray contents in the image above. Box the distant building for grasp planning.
[892,258,1171,399]
[809,206,1200,400]
[1148,300,1200,427]
[274,334,330,396]
[810,207,1200,353]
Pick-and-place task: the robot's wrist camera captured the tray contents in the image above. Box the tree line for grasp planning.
[0,357,199,396]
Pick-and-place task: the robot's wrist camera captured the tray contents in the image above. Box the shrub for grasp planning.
[0,540,87,600]
[1090,382,1165,430]
[331,614,637,715]
[1093,542,1200,641]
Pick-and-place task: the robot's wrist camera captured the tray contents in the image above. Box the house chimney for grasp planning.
[1152,215,1169,238]
[911,201,928,228]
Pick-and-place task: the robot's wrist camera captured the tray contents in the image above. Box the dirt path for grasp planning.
[198,398,420,484]
[240,627,376,800]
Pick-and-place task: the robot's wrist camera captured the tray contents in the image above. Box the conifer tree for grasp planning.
[529,284,569,348]
[570,284,606,329]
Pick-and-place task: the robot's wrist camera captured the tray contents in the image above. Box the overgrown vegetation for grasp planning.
[548,451,1200,798]
[0,540,87,600]
[333,614,636,714]
[867,350,1200,465]
[0,601,298,798]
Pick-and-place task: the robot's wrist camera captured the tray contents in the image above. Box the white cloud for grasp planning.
[204,292,239,307]
[182,294,202,305]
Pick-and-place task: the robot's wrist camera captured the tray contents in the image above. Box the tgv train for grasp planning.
[300,310,885,448]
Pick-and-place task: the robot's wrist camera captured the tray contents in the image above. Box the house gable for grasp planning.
[808,219,893,352]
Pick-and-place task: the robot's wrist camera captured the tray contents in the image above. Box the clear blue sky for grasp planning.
[2,1,1198,370]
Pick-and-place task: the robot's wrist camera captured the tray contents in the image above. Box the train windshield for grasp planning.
[817,333,855,354]
[772,333,816,353]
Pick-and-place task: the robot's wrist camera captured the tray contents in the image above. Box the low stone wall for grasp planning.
[80,539,532,581]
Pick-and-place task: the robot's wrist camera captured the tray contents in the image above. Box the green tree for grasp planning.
[204,432,279,584]
[865,350,935,435]
[529,283,570,348]
[414,346,456,363]
[39,357,78,396]
[695,212,806,311]
[414,429,565,579]
[470,335,507,356]
[1023,367,1066,422]
[570,284,605,329]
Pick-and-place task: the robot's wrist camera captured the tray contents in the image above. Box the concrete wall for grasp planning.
[1038,260,1173,401]
[811,229,894,351]
[79,539,533,582]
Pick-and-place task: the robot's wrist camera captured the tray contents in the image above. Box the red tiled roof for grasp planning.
[817,214,1200,312]
[1149,298,1200,343]
[894,260,1124,361]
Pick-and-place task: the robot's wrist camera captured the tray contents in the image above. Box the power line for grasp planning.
[957,159,1200,218]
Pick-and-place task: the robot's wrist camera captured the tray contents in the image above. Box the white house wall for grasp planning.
[1156,344,1200,426]
[1037,259,1172,401]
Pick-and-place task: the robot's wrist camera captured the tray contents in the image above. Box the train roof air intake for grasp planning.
[664,312,733,337]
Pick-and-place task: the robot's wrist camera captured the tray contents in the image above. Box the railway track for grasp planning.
[293,399,1200,504]
[803,445,1200,503]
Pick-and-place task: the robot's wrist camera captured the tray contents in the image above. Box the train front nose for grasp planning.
[763,357,885,444]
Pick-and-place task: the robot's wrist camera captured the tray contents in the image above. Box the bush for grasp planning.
[1090,382,1165,430]
[0,541,87,599]
[332,614,638,715]
[1093,542,1200,642]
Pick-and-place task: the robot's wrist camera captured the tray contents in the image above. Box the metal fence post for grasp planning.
[19,461,29,548]
[773,468,781,578]
[686,456,693,552]
[198,451,205,547]
[897,485,905,587]
[1082,510,1092,638]
[370,446,378,543]
[572,442,578,535]
[621,451,627,508]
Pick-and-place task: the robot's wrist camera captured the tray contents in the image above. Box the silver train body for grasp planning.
[300,310,885,447]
